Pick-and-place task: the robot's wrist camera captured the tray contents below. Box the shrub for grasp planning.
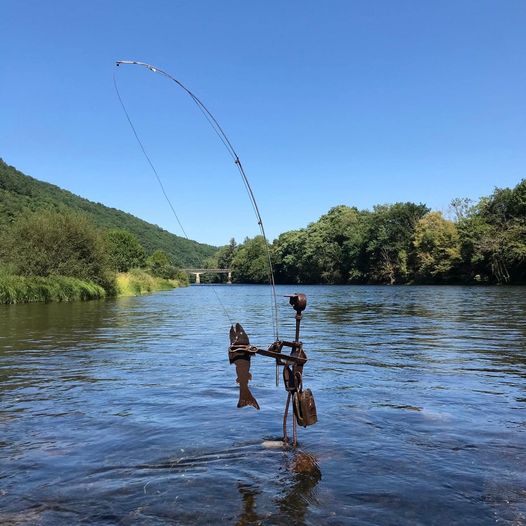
[146,249,181,279]
[105,229,146,272]
[115,268,181,296]
[1,209,115,292]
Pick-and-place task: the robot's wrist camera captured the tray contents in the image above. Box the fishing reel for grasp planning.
[286,293,307,314]
[228,293,317,447]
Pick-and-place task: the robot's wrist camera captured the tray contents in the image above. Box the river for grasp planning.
[1,285,525,525]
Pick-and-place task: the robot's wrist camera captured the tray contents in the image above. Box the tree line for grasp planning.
[208,179,526,285]
[2,173,523,302]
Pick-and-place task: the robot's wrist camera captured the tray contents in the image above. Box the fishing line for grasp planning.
[113,73,189,239]
[113,61,279,338]
[113,72,233,326]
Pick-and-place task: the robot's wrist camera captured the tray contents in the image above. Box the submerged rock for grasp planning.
[291,451,320,477]
[261,440,288,449]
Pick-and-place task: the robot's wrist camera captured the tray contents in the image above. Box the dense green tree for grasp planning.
[0,209,114,291]
[460,180,526,283]
[365,202,429,283]
[217,238,238,269]
[201,238,238,283]
[231,236,270,283]
[105,229,146,272]
[413,212,461,282]
[146,249,181,280]
[273,229,308,283]
[303,206,362,283]
[273,206,368,284]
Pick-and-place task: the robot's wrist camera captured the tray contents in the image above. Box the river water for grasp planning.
[0,285,525,525]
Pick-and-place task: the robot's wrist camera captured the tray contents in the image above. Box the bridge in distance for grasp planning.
[182,268,232,284]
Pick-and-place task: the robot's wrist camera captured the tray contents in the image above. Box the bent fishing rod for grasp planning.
[114,60,279,339]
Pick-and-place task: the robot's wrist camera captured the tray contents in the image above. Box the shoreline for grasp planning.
[0,270,187,305]
[115,269,186,297]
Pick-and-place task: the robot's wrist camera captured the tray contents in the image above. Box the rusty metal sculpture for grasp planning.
[229,293,317,447]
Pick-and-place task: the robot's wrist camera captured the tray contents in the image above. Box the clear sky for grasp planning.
[1,1,525,246]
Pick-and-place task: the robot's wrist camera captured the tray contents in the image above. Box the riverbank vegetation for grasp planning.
[116,269,182,296]
[209,179,526,285]
[0,209,188,304]
[0,272,106,304]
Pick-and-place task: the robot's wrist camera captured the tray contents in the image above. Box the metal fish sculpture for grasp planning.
[229,323,260,410]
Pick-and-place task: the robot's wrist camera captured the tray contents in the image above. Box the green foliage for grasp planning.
[272,206,368,284]
[231,236,270,283]
[273,229,308,283]
[116,268,185,296]
[300,206,350,283]
[457,180,526,283]
[0,159,216,266]
[364,202,430,284]
[146,249,186,281]
[269,188,525,285]
[1,209,115,292]
[413,212,461,282]
[105,229,146,272]
[147,249,171,270]
[272,203,430,284]
[0,273,106,304]
[217,238,238,269]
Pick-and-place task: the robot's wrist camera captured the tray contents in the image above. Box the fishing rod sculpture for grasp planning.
[229,293,317,447]
[114,60,317,447]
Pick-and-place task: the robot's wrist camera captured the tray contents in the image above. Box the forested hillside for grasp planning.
[0,159,215,266]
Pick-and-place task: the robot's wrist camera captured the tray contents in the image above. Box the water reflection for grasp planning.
[277,452,322,526]
[235,484,261,526]
[235,451,322,526]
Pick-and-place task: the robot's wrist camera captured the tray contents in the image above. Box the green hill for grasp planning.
[0,159,216,266]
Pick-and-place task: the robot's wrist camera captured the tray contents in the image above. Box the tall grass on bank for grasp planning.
[116,268,182,296]
[0,274,106,304]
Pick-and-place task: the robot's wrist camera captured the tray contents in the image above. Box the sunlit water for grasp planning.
[1,285,525,525]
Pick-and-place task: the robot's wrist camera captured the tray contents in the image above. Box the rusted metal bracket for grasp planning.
[230,344,307,365]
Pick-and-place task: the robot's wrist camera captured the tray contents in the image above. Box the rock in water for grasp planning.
[261,440,287,449]
[291,451,320,476]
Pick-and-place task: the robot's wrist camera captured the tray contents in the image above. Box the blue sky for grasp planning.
[1,1,525,246]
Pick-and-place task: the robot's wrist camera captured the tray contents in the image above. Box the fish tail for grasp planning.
[238,387,260,410]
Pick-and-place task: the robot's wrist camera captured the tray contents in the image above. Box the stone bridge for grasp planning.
[182,268,232,284]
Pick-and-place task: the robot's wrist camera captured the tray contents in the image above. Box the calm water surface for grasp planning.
[0,285,525,525]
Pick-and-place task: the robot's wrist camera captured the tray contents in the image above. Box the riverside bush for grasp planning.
[0,209,115,292]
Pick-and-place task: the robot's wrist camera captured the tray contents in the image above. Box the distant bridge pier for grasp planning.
[183,268,232,285]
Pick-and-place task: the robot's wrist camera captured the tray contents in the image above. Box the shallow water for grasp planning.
[0,285,525,525]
